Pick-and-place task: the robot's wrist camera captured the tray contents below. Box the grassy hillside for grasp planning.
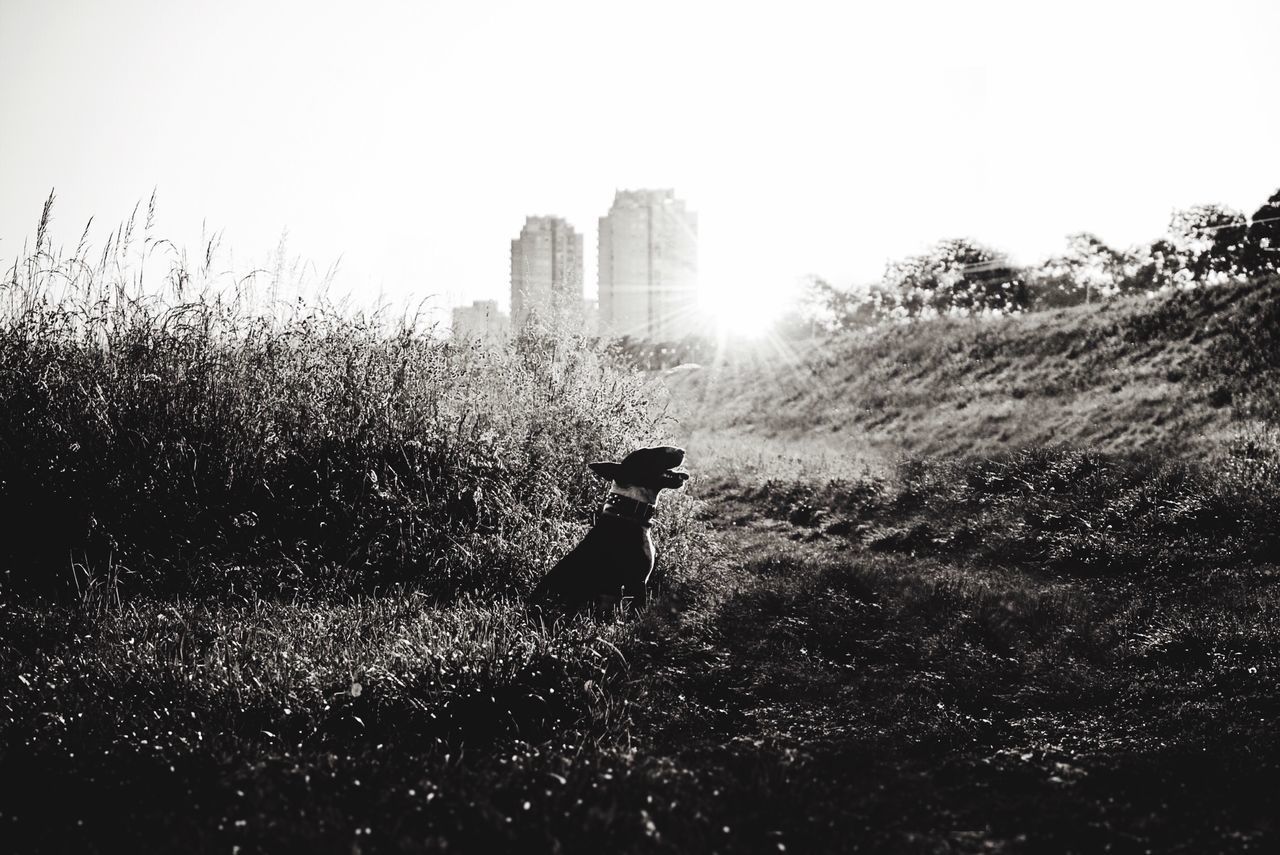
[667,276,1280,461]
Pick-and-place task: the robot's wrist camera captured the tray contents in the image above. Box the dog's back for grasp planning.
[531,514,654,610]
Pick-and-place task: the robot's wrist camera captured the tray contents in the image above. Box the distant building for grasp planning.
[451,299,509,346]
[597,189,700,342]
[581,298,599,338]
[510,216,584,331]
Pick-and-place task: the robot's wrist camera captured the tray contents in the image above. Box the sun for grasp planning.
[696,231,807,339]
[709,293,780,337]
[699,276,796,339]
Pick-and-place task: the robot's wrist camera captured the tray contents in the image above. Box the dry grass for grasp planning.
[1,196,678,599]
[666,275,1280,460]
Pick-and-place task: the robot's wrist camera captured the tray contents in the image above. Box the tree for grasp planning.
[1244,188,1280,276]
[797,276,882,332]
[1121,238,1178,293]
[1164,204,1248,283]
[879,239,1026,318]
[1029,232,1126,308]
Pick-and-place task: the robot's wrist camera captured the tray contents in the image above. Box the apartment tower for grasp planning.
[597,189,699,341]
[451,299,509,346]
[509,216,584,330]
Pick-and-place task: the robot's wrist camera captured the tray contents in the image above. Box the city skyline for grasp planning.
[483,189,700,343]
[2,1,1278,333]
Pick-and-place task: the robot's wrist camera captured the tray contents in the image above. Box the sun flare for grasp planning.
[708,293,781,337]
[700,270,802,339]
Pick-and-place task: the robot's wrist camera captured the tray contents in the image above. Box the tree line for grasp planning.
[804,186,1280,330]
[601,186,1280,369]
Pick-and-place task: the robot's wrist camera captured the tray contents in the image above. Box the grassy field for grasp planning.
[5,440,1278,853]
[3,224,1279,852]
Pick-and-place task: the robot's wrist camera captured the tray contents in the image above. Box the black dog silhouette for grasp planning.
[531,446,688,611]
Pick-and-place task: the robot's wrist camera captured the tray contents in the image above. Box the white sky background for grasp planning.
[2,0,1278,325]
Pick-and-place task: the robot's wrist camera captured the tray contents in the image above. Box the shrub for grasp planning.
[1,201,671,599]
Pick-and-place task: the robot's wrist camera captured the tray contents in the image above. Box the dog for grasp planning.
[530,446,688,612]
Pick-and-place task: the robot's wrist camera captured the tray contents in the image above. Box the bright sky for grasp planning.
[2,0,1278,327]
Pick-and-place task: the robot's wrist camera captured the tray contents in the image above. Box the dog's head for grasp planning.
[589,446,688,491]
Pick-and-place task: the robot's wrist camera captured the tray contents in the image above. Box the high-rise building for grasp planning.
[509,216,584,331]
[451,299,509,346]
[597,189,699,342]
[581,298,599,338]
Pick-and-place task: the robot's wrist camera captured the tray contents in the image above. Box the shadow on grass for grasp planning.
[622,519,1280,853]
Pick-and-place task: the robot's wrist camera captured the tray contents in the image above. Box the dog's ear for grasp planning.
[588,461,622,481]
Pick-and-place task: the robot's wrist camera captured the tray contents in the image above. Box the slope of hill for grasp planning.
[666,276,1280,462]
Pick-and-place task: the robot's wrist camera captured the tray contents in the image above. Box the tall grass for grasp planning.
[1,197,674,599]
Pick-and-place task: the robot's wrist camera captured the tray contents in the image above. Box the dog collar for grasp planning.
[599,493,656,526]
